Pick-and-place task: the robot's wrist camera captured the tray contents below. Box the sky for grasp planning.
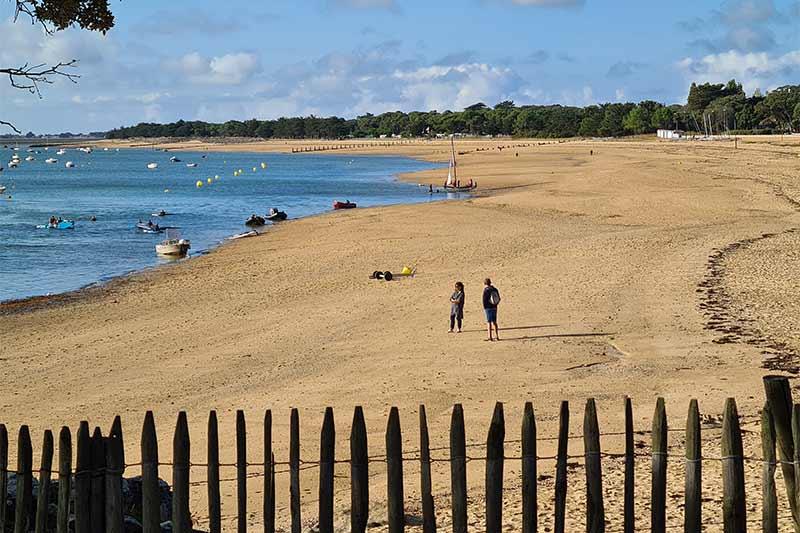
[1,0,799,133]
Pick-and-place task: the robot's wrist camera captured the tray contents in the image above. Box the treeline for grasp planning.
[106,80,800,140]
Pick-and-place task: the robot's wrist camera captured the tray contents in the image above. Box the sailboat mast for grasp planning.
[451,135,457,182]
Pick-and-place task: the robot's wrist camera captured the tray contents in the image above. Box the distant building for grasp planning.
[657,129,684,140]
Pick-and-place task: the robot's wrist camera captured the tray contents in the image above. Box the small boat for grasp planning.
[0,185,6,194]
[8,161,18,168]
[228,230,259,240]
[443,136,477,192]
[169,156,181,163]
[186,163,198,168]
[266,208,287,221]
[151,210,170,217]
[45,158,58,164]
[38,220,75,230]
[156,229,190,257]
[25,156,34,161]
[245,214,266,227]
[65,161,75,168]
[333,200,357,210]
[146,163,158,169]
[56,149,66,155]
[137,221,163,233]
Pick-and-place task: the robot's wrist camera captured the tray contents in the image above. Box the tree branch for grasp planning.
[0,120,22,135]
[0,60,79,133]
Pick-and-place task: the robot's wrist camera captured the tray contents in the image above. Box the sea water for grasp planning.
[0,146,443,302]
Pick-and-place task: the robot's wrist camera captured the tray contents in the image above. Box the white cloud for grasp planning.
[170,52,260,85]
[678,49,800,92]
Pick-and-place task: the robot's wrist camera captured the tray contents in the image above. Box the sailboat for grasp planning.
[443,135,477,192]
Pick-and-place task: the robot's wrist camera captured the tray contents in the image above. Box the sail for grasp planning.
[445,135,457,187]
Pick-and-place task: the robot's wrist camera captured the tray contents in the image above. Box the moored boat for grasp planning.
[45,158,58,164]
[156,229,190,257]
[333,200,357,210]
[146,162,158,169]
[186,163,198,168]
[266,208,287,221]
[65,161,75,168]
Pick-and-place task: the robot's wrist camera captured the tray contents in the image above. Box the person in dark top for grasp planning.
[482,278,501,341]
[449,281,465,333]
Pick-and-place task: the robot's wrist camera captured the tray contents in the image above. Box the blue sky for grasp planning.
[2,0,799,133]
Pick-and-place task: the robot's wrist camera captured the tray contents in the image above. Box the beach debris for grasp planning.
[370,266,416,282]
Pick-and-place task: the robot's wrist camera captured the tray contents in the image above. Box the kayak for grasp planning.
[333,201,357,210]
[229,230,259,240]
[37,220,75,230]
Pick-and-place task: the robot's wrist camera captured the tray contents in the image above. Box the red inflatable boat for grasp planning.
[333,201,357,210]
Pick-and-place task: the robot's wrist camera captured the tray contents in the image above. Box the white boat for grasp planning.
[186,163,198,168]
[156,229,190,257]
[8,161,18,168]
[78,147,92,153]
[0,185,6,194]
[56,149,66,155]
[442,136,477,192]
[65,161,75,168]
[45,158,58,164]
[25,156,34,161]
[147,163,158,169]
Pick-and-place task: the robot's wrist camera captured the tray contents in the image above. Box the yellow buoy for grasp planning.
[196,180,203,188]
[207,177,213,184]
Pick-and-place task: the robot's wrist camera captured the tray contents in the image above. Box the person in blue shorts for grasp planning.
[482,278,501,341]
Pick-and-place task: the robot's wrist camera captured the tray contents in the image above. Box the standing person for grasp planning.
[482,278,501,341]
[449,282,465,333]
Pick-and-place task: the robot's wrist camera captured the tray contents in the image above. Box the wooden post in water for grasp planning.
[419,405,436,533]
[13,425,32,533]
[762,403,778,533]
[57,427,71,533]
[236,410,247,533]
[290,408,301,533]
[172,412,191,533]
[141,412,161,533]
[684,400,701,533]
[651,398,667,533]
[34,430,53,533]
[583,399,604,533]
[350,406,369,533]
[763,375,799,525]
[90,427,106,531]
[207,411,221,533]
[450,404,467,533]
[554,401,569,533]
[0,424,8,531]
[74,422,92,533]
[623,397,634,533]
[485,403,505,533]
[522,402,537,533]
[105,433,125,533]
[722,398,746,532]
[264,410,275,533]
[386,407,404,533]
[319,408,335,533]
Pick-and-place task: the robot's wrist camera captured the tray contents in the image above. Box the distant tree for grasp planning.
[623,107,648,134]
[760,85,800,132]
[464,102,487,111]
[650,107,674,130]
[2,0,116,133]
[494,100,515,110]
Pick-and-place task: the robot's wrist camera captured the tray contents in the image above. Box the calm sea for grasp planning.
[0,146,443,302]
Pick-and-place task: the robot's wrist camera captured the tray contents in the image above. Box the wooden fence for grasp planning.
[1,375,799,532]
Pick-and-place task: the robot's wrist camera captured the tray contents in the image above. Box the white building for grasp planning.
[657,129,684,140]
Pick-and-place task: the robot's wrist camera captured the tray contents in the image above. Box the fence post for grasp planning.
[208,411,221,533]
[173,412,191,533]
[351,406,369,533]
[105,432,124,533]
[486,403,505,533]
[34,429,53,533]
[264,410,274,533]
[110,415,124,467]
[762,375,798,525]
[90,427,106,531]
[554,401,569,533]
[584,399,604,533]
[450,404,467,533]
[0,424,6,532]
[57,426,71,533]
[13,425,32,533]
[75,421,92,533]
[386,407,404,533]
[762,403,777,533]
[419,405,436,533]
[651,398,667,533]
[722,398,746,532]
[141,412,160,533]
[624,397,634,533]
[522,402,537,533]
[319,408,335,533]
[290,408,301,533]
[684,399,701,533]
[236,410,247,533]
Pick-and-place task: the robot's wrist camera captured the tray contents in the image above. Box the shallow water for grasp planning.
[0,146,443,302]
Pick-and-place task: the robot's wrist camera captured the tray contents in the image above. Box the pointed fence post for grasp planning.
[419,405,436,533]
[651,398,667,533]
[74,421,92,533]
[13,425,32,533]
[141,412,161,533]
[450,404,467,533]
[110,415,124,467]
[554,401,569,533]
[105,432,125,533]
[172,412,191,533]
[763,375,799,525]
[90,427,106,531]
[722,398,746,532]
[236,410,247,533]
[684,400,701,533]
[485,403,505,533]
[522,402,537,533]
[762,403,778,533]
[350,406,369,533]
[57,426,71,533]
[624,397,634,533]
[208,411,221,533]
[386,407,404,533]
[0,425,6,532]
[34,430,53,533]
[584,399,604,533]
[264,410,275,533]
[290,408,301,533]
[319,408,335,533]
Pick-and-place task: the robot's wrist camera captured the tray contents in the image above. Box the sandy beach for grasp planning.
[3,135,800,530]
